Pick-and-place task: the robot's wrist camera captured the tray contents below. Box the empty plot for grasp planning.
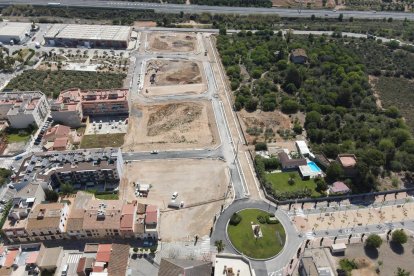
[147,33,197,53]
[122,159,229,241]
[123,101,219,151]
[142,59,207,97]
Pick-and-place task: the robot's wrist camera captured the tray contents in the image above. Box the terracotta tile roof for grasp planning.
[96,244,112,263]
[53,137,68,149]
[291,48,307,57]
[108,244,129,276]
[145,205,157,224]
[120,203,135,231]
[4,250,18,268]
[337,154,357,168]
[77,257,86,274]
[26,203,65,231]
[158,258,212,276]
[278,152,307,169]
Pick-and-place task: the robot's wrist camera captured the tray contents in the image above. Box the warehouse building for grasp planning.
[44,24,131,49]
[0,22,31,44]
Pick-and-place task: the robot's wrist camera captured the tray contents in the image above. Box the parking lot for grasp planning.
[85,116,128,135]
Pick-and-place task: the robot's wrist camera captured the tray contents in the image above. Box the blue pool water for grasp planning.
[307,161,322,173]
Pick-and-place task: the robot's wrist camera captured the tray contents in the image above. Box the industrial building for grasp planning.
[0,91,50,129]
[44,24,131,49]
[0,22,31,44]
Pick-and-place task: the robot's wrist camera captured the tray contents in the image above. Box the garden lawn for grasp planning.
[227,209,285,259]
[80,133,125,149]
[265,172,321,197]
[95,193,119,200]
[6,133,31,143]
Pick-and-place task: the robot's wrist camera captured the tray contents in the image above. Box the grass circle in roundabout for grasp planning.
[227,208,286,260]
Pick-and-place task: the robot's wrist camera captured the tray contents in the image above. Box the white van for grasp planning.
[61,264,69,276]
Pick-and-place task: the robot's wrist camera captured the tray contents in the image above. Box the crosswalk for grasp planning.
[305,231,315,240]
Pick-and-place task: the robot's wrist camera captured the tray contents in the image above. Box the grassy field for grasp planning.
[227,209,285,259]
[6,133,31,143]
[95,193,119,200]
[374,77,414,134]
[265,172,321,197]
[80,133,125,149]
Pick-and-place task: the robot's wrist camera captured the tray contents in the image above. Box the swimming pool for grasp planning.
[307,161,322,173]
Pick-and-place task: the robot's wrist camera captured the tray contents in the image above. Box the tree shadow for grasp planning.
[390,241,405,255]
[363,246,379,260]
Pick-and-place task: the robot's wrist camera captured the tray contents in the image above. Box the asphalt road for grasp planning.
[1,0,414,20]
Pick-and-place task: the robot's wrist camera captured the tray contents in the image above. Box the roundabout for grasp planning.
[227,208,286,259]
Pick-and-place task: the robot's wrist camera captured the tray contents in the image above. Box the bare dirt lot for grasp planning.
[147,32,198,53]
[335,238,414,276]
[122,159,230,241]
[123,101,219,151]
[238,109,292,144]
[143,59,207,97]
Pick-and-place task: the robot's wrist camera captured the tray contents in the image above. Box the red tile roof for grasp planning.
[26,252,39,264]
[120,203,135,231]
[96,244,112,263]
[53,137,68,149]
[4,250,18,268]
[145,205,158,224]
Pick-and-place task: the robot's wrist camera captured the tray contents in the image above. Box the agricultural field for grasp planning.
[5,70,126,98]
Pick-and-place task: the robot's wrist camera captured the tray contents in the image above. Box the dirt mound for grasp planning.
[147,103,203,136]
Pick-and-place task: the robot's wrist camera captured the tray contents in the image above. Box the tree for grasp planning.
[338,13,344,22]
[284,66,302,89]
[326,162,344,183]
[392,229,408,244]
[315,177,327,192]
[230,212,242,226]
[60,183,74,195]
[45,189,59,202]
[219,27,227,36]
[395,267,410,276]
[288,173,296,185]
[365,234,383,248]
[311,14,315,21]
[215,240,225,253]
[255,142,268,151]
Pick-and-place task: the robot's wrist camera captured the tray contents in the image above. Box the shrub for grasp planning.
[365,234,383,248]
[230,212,242,226]
[339,258,358,272]
[255,142,268,151]
[266,216,279,224]
[257,215,267,224]
[392,229,408,244]
[133,247,138,253]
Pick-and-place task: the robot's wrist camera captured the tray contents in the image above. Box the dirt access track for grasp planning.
[147,32,198,53]
[143,59,207,97]
[122,159,229,241]
[123,101,219,151]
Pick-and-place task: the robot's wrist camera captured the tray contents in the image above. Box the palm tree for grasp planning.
[215,240,225,253]
[395,267,410,276]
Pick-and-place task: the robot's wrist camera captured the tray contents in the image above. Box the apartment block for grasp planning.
[25,202,69,241]
[0,91,49,129]
[51,89,128,127]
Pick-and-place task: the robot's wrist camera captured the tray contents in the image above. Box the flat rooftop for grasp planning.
[0,22,31,37]
[214,255,253,276]
[45,24,131,42]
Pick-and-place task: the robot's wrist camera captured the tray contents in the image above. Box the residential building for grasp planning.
[51,89,129,127]
[145,205,159,239]
[336,154,358,177]
[66,192,94,239]
[43,124,71,142]
[35,245,64,273]
[25,203,69,241]
[159,258,212,276]
[290,48,308,64]
[3,182,46,243]
[214,254,254,276]
[120,201,137,238]
[296,140,312,158]
[278,151,307,170]
[329,181,351,194]
[299,248,335,276]
[134,203,146,238]
[76,257,95,276]
[14,148,123,193]
[82,199,123,238]
[0,92,49,129]
[44,24,131,49]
